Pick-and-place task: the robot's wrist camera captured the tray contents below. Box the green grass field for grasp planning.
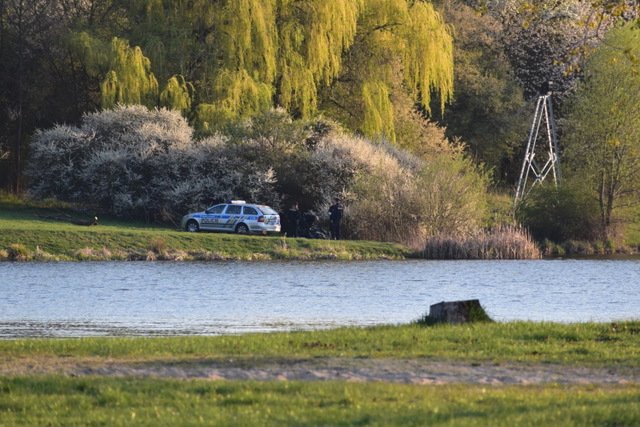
[0,196,410,261]
[1,322,640,426]
[1,322,639,426]
[1,377,638,426]
[2,322,639,366]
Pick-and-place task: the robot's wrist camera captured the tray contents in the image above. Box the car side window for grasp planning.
[207,205,225,214]
[225,205,242,215]
[243,206,258,216]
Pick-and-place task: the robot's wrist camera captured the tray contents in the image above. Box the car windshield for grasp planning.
[257,205,277,215]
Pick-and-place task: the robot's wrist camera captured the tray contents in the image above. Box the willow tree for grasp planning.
[160,75,194,113]
[100,38,159,108]
[319,0,453,144]
[79,0,453,144]
[126,0,206,83]
[276,0,362,117]
[69,31,184,112]
[195,69,274,130]
[193,0,278,129]
[196,0,362,126]
[274,0,453,143]
[361,81,395,140]
[403,1,453,114]
[190,0,452,141]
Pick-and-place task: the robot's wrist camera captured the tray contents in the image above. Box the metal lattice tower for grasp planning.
[514,91,561,204]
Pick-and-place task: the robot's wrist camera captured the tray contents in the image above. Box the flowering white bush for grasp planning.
[27,106,278,222]
[27,106,488,244]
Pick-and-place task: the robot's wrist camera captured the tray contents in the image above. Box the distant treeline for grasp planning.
[2,0,635,192]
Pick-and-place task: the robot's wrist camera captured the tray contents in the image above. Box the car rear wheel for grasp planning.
[235,223,249,234]
[186,219,199,232]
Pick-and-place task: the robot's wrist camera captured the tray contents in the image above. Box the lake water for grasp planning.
[0,260,638,337]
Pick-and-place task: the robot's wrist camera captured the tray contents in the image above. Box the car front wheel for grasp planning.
[235,223,249,234]
[186,219,200,232]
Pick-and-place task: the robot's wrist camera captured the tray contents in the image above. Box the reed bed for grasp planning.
[422,225,541,260]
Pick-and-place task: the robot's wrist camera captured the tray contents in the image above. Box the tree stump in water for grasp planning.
[426,299,492,324]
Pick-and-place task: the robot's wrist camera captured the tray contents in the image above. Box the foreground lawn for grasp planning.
[2,323,639,425]
[0,196,409,261]
[0,377,638,426]
[2,322,639,367]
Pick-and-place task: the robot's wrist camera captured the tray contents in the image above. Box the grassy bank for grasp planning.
[1,377,637,426]
[2,322,640,426]
[3,322,639,367]
[0,196,410,261]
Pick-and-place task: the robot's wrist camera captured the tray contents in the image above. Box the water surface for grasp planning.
[1,260,638,337]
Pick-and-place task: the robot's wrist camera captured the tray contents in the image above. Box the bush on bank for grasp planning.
[27,105,490,246]
[515,183,640,256]
[516,183,600,243]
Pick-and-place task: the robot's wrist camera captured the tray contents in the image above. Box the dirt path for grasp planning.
[6,358,638,385]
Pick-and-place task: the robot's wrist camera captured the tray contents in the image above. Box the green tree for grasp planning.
[319,0,453,145]
[0,0,64,192]
[100,37,159,108]
[160,75,193,113]
[431,0,527,180]
[120,0,453,144]
[562,24,640,240]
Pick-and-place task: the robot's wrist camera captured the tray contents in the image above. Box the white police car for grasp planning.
[181,201,281,234]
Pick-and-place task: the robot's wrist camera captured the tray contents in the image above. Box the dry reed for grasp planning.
[422,225,541,260]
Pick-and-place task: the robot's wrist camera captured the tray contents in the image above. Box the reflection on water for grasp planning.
[1,260,638,337]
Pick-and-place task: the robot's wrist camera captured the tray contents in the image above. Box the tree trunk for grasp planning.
[426,299,492,324]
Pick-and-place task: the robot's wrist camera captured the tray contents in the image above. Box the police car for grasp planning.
[181,201,281,234]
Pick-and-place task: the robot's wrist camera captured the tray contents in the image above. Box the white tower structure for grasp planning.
[514,83,561,204]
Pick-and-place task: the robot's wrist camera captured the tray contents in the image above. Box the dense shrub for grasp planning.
[516,184,600,243]
[165,134,280,219]
[27,106,279,222]
[417,151,488,238]
[27,106,490,245]
[218,111,355,213]
[317,131,488,246]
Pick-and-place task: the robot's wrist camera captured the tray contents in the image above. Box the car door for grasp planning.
[201,204,225,230]
[242,206,259,230]
[222,204,242,230]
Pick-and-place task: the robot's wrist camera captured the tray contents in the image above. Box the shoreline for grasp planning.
[2,199,638,262]
[2,247,640,262]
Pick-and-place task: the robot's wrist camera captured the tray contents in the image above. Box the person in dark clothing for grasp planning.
[298,211,315,238]
[285,202,300,237]
[328,198,344,240]
[297,211,328,239]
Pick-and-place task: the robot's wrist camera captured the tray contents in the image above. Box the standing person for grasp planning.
[285,202,300,237]
[328,198,344,240]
